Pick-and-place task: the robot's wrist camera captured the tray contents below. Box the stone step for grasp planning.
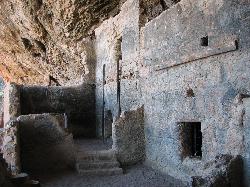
[78,168,123,176]
[77,150,116,161]
[10,173,29,186]
[24,180,41,187]
[76,161,120,170]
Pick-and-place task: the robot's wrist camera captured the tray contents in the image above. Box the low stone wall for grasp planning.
[2,120,21,175]
[112,106,145,165]
[20,84,96,138]
[17,113,75,173]
[3,84,21,126]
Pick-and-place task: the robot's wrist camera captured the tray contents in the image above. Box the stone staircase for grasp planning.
[76,149,123,176]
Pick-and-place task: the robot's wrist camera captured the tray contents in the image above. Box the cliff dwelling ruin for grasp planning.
[0,0,250,186]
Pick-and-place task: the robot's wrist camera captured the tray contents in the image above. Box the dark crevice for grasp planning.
[49,75,61,86]
[172,0,181,3]
[32,53,41,57]
[186,88,195,97]
[160,0,168,10]
[21,38,32,51]
[36,0,43,10]
[35,40,46,53]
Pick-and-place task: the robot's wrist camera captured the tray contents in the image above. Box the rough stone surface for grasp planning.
[2,120,21,175]
[192,155,244,187]
[0,0,122,85]
[243,98,250,187]
[17,113,75,173]
[0,77,4,112]
[3,84,21,125]
[112,106,145,165]
[0,0,179,85]
[20,84,96,137]
[142,0,250,183]
[95,0,142,137]
[0,0,249,186]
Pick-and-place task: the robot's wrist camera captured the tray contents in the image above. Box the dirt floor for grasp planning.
[38,164,187,187]
[34,139,187,187]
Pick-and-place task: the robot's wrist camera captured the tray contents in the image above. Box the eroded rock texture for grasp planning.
[0,0,122,85]
[0,0,179,86]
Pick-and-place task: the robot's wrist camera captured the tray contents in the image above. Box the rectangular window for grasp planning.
[179,122,202,158]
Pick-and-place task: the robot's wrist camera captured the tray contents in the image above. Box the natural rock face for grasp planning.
[0,0,179,85]
[0,0,122,85]
[140,0,180,23]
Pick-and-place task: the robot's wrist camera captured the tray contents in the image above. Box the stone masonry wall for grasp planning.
[2,120,21,175]
[3,84,21,126]
[112,106,145,165]
[0,78,4,128]
[0,78,4,113]
[20,84,96,138]
[95,0,142,137]
[141,0,250,184]
[17,113,75,173]
[243,98,250,187]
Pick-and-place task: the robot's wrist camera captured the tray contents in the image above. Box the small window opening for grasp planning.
[200,36,208,47]
[235,40,239,50]
[179,122,202,158]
